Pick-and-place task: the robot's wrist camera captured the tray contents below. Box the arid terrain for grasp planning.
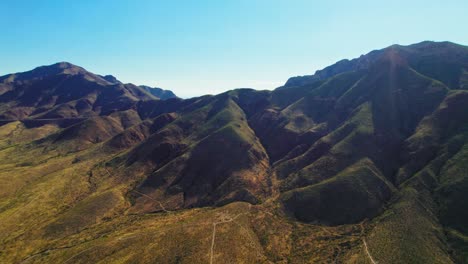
[1,41,468,263]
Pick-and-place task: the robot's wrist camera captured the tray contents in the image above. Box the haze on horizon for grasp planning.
[1,0,467,98]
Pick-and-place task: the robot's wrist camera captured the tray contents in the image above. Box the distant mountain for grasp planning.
[1,42,467,263]
[97,74,178,100]
[139,85,177,100]
[285,41,468,89]
[0,62,177,120]
[100,74,120,84]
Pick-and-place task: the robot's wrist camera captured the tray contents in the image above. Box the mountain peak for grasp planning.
[139,85,177,100]
[13,62,89,81]
[100,74,120,84]
[50,61,79,69]
[408,40,459,48]
[34,61,85,73]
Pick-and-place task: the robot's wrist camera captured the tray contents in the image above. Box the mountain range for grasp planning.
[0,41,467,263]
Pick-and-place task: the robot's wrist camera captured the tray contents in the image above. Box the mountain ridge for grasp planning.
[0,62,178,120]
[284,40,468,89]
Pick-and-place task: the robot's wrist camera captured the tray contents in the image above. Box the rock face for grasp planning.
[1,41,468,263]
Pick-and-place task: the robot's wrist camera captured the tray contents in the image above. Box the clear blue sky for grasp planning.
[1,0,467,98]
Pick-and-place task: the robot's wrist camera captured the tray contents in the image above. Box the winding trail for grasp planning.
[130,189,169,213]
[210,223,217,264]
[362,239,377,264]
[209,212,245,264]
[209,204,253,264]
[358,222,377,264]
